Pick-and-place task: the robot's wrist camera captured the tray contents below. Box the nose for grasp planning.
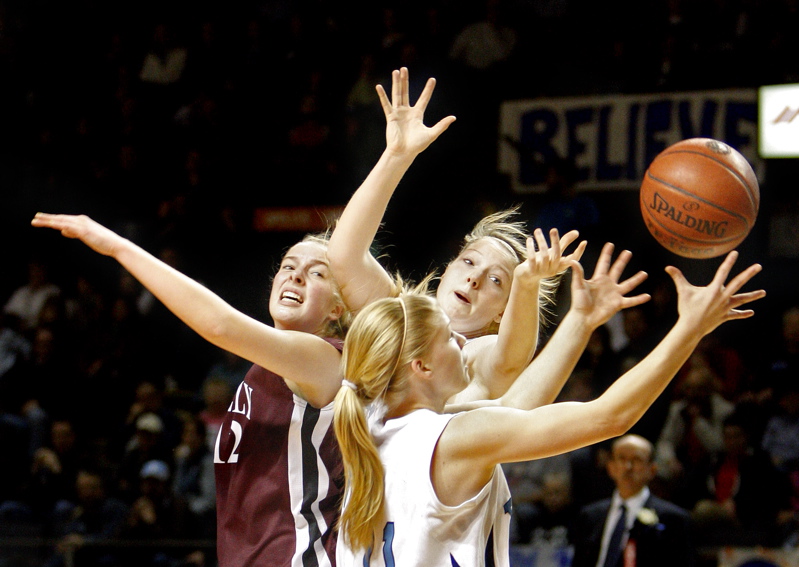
[290,271,305,284]
[466,273,482,288]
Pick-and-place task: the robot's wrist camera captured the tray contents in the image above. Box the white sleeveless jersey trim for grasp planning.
[288,395,336,567]
[337,408,511,567]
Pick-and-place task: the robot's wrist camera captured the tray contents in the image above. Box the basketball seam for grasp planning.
[645,169,751,229]
[659,149,758,212]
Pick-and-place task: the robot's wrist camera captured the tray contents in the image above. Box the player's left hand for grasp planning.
[379,66,456,159]
[568,242,650,330]
[514,228,585,288]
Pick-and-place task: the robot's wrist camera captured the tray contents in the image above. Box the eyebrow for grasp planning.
[462,244,516,275]
[282,255,330,270]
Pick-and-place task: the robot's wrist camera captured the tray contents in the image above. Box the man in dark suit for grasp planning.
[570,434,695,567]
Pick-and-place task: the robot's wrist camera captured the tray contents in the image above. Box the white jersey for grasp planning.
[337,409,512,567]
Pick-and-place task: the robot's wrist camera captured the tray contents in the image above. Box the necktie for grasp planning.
[603,504,627,567]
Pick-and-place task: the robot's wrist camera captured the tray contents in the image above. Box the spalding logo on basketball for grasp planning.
[639,138,760,259]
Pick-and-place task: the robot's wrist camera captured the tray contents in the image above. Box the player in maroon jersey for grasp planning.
[32,213,348,566]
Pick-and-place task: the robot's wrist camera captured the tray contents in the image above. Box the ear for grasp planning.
[328,302,344,322]
[410,358,432,378]
[605,458,617,479]
[493,311,504,325]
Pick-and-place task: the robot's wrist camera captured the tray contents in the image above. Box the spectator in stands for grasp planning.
[0,312,31,379]
[123,379,183,451]
[761,382,799,545]
[761,381,799,475]
[448,0,517,76]
[688,412,792,547]
[655,364,735,494]
[504,453,573,544]
[202,350,249,394]
[0,400,35,528]
[523,470,579,548]
[28,419,85,521]
[571,434,695,567]
[117,411,174,503]
[122,459,204,566]
[198,375,233,452]
[46,468,129,567]
[766,305,799,396]
[4,258,61,333]
[172,414,216,537]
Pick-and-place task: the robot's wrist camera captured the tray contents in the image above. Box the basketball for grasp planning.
[639,138,760,259]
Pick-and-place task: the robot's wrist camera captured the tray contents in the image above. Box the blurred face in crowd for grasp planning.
[51,420,76,455]
[607,435,656,499]
[76,471,105,508]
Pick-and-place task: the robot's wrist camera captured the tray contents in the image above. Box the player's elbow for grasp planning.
[201,312,237,345]
[325,242,358,274]
[488,357,531,394]
[591,402,636,439]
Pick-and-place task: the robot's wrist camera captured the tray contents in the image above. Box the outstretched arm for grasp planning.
[448,228,584,404]
[327,67,455,310]
[31,213,343,407]
[437,251,765,502]
[499,242,650,410]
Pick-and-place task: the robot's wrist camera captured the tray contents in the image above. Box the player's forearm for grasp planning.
[485,279,542,390]
[328,149,416,261]
[113,239,238,343]
[327,150,417,308]
[500,310,592,410]
[595,320,701,432]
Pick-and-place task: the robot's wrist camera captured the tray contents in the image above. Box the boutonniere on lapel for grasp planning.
[636,508,659,526]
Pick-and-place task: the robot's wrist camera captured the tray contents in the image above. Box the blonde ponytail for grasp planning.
[334,385,384,551]
[334,290,442,551]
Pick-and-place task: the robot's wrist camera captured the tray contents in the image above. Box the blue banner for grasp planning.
[498,89,760,193]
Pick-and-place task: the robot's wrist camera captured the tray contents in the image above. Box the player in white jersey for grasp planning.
[337,408,511,567]
[333,251,763,567]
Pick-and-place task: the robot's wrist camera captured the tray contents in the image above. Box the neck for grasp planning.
[384,386,446,420]
[617,486,647,500]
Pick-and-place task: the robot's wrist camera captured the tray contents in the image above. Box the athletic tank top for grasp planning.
[337,408,511,567]
[213,337,344,567]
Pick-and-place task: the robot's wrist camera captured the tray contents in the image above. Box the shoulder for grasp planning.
[324,336,344,352]
[463,334,496,352]
[377,410,454,455]
[578,498,612,518]
[646,496,691,520]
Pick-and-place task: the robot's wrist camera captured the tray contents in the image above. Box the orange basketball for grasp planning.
[639,138,760,259]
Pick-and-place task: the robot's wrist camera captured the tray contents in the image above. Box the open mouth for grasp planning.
[454,291,471,304]
[281,291,303,304]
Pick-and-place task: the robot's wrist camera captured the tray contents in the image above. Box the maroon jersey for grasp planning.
[213,338,344,567]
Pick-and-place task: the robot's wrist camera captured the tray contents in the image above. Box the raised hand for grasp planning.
[568,242,651,330]
[378,66,456,158]
[513,228,586,288]
[668,250,765,337]
[31,213,124,257]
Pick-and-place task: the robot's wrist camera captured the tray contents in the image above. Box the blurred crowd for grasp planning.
[2,0,799,566]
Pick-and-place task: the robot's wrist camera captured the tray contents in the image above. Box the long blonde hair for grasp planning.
[333,288,442,551]
[456,205,562,331]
